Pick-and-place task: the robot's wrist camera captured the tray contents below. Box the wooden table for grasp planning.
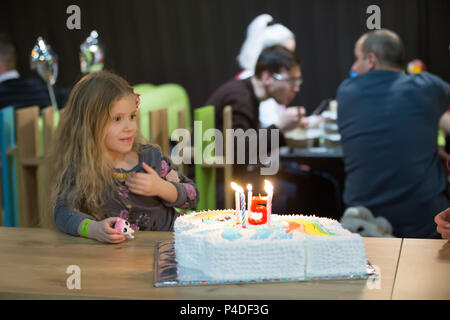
[391,239,450,300]
[0,227,448,300]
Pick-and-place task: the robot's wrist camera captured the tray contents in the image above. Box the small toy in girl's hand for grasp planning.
[114,218,138,239]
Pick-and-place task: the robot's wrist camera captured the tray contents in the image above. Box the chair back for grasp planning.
[149,108,169,156]
[15,106,40,227]
[0,106,19,226]
[13,105,58,228]
[222,106,233,209]
[134,83,191,141]
[133,83,155,94]
[193,105,233,211]
[38,106,58,228]
[194,105,216,210]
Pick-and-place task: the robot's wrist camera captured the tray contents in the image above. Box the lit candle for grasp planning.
[264,180,273,225]
[231,182,243,224]
[247,184,252,216]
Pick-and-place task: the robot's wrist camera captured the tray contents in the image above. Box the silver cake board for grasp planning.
[154,240,378,287]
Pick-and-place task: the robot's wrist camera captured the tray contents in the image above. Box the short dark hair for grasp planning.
[0,34,16,70]
[361,29,405,69]
[254,45,300,78]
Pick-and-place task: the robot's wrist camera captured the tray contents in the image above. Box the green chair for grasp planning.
[133,84,156,137]
[193,105,233,211]
[194,105,217,210]
[134,83,191,141]
[133,83,155,96]
[1,105,59,228]
[438,129,445,147]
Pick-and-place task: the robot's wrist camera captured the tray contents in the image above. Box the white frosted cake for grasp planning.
[174,210,368,282]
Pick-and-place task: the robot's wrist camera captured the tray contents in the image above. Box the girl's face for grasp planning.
[104,94,137,159]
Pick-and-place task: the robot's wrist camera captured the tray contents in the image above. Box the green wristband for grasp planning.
[81,219,91,238]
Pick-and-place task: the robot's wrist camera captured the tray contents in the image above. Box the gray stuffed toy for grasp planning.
[340,206,394,237]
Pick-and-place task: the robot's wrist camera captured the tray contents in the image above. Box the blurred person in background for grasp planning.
[0,34,69,110]
[337,29,450,238]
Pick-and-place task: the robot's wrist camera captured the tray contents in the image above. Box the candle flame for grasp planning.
[231,182,244,192]
[264,180,273,194]
[247,184,252,191]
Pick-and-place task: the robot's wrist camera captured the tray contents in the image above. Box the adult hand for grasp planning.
[125,162,162,197]
[435,208,450,241]
[305,114,324,129]
[85,217,126,244]
[276,106,306,132]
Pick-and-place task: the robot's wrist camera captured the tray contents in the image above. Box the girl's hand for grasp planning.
[125,162,178,203]
[125,162,163,197]
[86,217,126,244]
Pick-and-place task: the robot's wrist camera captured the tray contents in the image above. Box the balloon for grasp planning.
[407,59,426,74]
[80,30,104,73]
[30,37,59,110]
[30,37,58,85]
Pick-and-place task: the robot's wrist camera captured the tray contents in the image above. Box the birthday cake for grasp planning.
[174,210,368,282]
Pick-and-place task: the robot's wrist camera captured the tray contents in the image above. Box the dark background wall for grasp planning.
[1,0,449,113]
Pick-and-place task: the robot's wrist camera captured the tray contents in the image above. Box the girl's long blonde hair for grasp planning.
[49,71,144,220]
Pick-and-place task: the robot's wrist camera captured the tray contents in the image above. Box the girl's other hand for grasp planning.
[125,162,162,197]
[87,217,126,244]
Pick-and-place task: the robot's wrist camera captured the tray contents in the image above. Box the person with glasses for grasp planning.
[205,45,303,211]
[235,14,309,131]
[207,45,303,151]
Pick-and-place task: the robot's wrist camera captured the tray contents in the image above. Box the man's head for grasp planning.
[351,29,405,75]
[255,45,302,105]
[0,34,16,74]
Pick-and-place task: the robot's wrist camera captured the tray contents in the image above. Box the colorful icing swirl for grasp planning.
[190,211,335,240]
[196,211,238,226]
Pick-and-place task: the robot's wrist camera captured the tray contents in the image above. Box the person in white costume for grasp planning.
[236,14,310,131]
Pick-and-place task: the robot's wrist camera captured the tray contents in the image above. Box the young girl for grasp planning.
[49,71,199,244]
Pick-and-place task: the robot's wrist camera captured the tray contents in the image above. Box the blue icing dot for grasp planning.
[272,230,293,240]
[195,228,219,235]
[250,228,274,240]
[221,228,242,241]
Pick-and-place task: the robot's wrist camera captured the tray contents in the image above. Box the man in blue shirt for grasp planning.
[337,29,450,238]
